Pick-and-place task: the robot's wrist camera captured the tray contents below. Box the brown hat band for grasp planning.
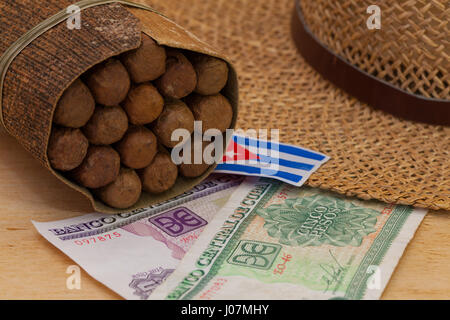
[291,1,450,126]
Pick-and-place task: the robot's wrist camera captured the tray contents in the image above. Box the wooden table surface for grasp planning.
[0,127,448,300]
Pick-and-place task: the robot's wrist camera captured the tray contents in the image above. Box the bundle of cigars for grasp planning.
[0,1,238,213]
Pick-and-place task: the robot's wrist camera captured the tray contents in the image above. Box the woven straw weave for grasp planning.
[300,0,449,100]
[138,0,449,209]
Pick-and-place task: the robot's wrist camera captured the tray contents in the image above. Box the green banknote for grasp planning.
[151,178,426,300]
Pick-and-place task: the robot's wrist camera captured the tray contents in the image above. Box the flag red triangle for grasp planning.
[223,141,260,162]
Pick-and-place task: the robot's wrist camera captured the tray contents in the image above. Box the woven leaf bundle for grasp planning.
[0,0,238,213]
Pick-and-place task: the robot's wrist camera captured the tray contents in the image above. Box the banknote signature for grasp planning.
[320,250,350,294]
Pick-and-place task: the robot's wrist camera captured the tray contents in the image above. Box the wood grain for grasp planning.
[0,127,448,300]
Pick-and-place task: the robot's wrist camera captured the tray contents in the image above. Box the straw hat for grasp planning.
[142,0,449,210]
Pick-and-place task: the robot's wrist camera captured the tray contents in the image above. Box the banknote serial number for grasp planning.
[273,253,292,275]
[74,232,122,246]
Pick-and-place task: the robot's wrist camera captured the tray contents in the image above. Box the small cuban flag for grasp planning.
[215,134,330,187]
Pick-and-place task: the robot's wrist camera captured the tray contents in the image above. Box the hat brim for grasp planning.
[147,0,450,210]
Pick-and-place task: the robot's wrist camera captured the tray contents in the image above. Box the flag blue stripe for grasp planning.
[256,154,315,171]
[216,163,303,184]
[234,136,326,161]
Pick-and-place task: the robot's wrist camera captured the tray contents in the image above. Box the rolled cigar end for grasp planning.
[179,141,212,178]
[155,50,197,99]
[72,146,120,189]
[152,99,195,148]
[48,127,89,171]
[192,55,229,95]
[83,105,129,145]
[121,34,166,83]
[97,168,142,209]
[116,126,158,169]
[186,93,233,133]
[85,59,130,106]
[123,83,164,125]
[53,79,95,128]
[139,152,178,194]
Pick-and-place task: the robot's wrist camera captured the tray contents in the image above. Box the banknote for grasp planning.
[32,174,244,300]
[151,178,427,300]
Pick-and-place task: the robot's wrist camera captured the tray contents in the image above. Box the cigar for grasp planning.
[139,152,178,194]
[71,146,121,189]
[47,127,89,172]
[83,105,129,145]
[152,99,195,148]
[186,93,233,133]
[53,79,95,128]
[85,58,131,106]
[191,55,229,95]
[121,33,166,83]
[47,36,234,209]
[123,83,164,125]
[97,167,142,209]
[116,126,158,169]
[178,141,212,178]
[155,49,197,99]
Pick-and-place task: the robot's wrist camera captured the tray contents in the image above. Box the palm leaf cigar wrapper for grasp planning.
[0,0,238,213]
